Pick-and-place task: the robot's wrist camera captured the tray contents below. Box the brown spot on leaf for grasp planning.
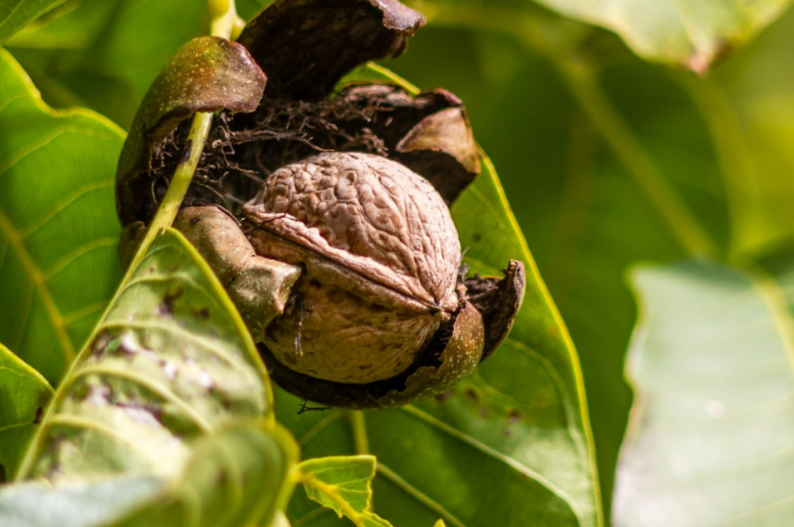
[192,307,210,320]
[433,390,454,403]
[156,288,185,317]
[464,387,479,404]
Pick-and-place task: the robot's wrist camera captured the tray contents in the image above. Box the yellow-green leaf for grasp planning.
[0,423,296,527]
[615,261,794,525]
[0,342,52,481]
[15,229,272,482]
[299,456,393,527]
[0,0,67,44]
[0,48,125,383]
[533,0,793,71]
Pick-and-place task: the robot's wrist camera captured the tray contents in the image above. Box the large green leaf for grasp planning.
[0,343,53,481]
[111,423,295,527]
[15,229,271,482]
[277,62,601,522]
[0,48,124,384]
[0,423,295,527]
[0,0,67,44]
[614,260,794,526]
[6,0,208,129]
[531,0,793,71]
[705,7,794,258]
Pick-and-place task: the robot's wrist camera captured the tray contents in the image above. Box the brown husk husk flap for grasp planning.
[237,0,425,100]
[465,260,526,361]
[116,36,267,226]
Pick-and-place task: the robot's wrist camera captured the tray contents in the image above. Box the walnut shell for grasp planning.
[243,152,462,383]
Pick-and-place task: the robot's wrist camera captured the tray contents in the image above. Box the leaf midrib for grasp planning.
[399,405,583,521]
[748,268,794,382]
[0,0,26,30]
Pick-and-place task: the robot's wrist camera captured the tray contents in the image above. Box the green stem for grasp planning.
[347,410,370,455]
[120,112,213,280]
[121,0,240,279]
[208,0,246,40]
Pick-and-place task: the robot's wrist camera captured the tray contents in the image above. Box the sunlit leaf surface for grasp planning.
[0,423,294,527]
[0,343,52,481]
[112,424,294,527]
[532,0,793,71]
[614,261,794,526]
[299,456,394,527]
[0,0,66,44]
[16,229,271,482]
[0,476,162,527]
[0,48,124,384]
[387,8,735,515]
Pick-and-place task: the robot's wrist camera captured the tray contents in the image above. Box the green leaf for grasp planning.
[0,476,163,527]
[15,229,272,482]
[280,66,601,526]
[0,423,296,527]
[614,260,794,526]
[6,0,209,128]
[0,343,53,481]
[5,0,117,49]
[0,48,125,384]
[299,456,393,527]
[532,0,793,71]
[700,9,794,258]
[0,0,67,44]
[300,457,375,516]
[111,423,296,527]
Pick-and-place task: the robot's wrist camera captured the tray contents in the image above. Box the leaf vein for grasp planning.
[98,320,257,381]
[44,237,118,279]
[0,208,73,361]
[748,268,794,382]
[399,405,582,518]
[376,463,467,527]
[20,180,115,238]
[72,365,214,433]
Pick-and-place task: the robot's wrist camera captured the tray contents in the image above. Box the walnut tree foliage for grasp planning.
[2,0,794,526]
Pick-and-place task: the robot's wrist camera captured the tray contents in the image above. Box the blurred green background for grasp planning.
[8,0,794,520]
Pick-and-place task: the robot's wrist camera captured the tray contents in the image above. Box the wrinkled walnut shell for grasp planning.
[243,152,460,383]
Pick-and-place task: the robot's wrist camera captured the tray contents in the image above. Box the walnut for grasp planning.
[242,152,461,383]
